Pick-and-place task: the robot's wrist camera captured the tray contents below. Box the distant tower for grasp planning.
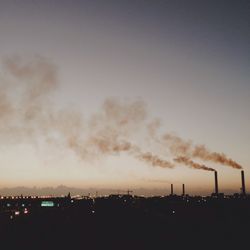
[182,184,185,196]
[171,184,174,195]
[214,171,219,195]
[241,170,246,196]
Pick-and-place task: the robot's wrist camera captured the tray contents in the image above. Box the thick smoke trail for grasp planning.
[0,56,241,173]
[192,145,242,169]
[67,132,175,169]
[77,100,174,168]
[163,134,242,169]
[174,156,215,172]
[1,58,171,170]
[64,98,148,161]
[138,152,174,169]
[108,142,174,169]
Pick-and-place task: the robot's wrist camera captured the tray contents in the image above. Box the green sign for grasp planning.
[41,201,55,207]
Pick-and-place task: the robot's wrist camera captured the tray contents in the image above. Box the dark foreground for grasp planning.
[1,194,250,249]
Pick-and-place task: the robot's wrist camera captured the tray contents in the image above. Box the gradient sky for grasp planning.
[0,0,249,195]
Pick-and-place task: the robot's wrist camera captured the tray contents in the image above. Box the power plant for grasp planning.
[167,170,247,197]
[211,170,248,197]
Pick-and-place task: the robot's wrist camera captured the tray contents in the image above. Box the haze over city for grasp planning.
[0,0,249,196]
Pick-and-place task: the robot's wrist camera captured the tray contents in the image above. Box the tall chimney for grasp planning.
[241,170,246,196]
[182,184,185,196]
[214,171,219,195]
[171,184,174,195]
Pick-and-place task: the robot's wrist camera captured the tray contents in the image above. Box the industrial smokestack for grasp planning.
[171,184,174,195]
[182,184,185,196]
[241,170,246,196]
[214,171,219,195]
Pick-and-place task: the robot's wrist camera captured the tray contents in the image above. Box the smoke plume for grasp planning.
[1,57,172,169]
[163,134,242,169]
[192,145,242,169]
[138,152,174,169]
[0,56,242,173]
[174,156,215,171]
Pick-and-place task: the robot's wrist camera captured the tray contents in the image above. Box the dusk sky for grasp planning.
[0,0,249,195]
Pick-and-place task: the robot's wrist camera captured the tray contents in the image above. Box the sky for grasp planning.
[0,0,249,196]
